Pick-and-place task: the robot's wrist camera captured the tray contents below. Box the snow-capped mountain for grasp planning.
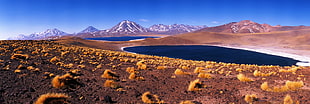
[149,24,207,34]
[79,26,99,33]
[9,28,68,40]
[106,20,149,34]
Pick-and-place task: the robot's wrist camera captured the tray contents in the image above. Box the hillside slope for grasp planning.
[0,40,309,103]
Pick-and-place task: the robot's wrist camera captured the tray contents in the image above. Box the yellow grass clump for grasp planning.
[34,93,69,104]
[244,94,257,104]
[279,67,299,73]
[11,54,29,60]
[128,73,145,80]
[253,70,275,77]
[156,66,166,70]
[103,80,119,88]
[285,81,304,91]
[141,92,164,103]
[175,69,190,75]
[237,74,253,82]
[101,70,119,79]
[260,81,304,92]
[260,82,269,91]
[51,73,75,89]
[194,67,204,73]
[180,100,195,104]
[14,69,21,73]
[50,56,59,63]
[198,73,212,79]
[283,95,293,104]
[235,68,245,72]
[126,67,136,73]
[188,79,204,91]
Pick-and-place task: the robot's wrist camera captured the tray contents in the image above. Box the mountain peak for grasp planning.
[79,26,99,33]
[106,20,148,34]
[238,20,255,23]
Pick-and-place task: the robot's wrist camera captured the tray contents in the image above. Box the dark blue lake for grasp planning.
[85,36,159,41]
[123,45,299,66]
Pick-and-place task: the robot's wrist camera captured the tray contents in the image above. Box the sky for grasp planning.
[0,0,310,40]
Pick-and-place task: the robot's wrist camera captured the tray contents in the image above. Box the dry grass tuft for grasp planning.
[198,73,212,79]
[52,73,78,89]
[237,74,253,82]
[34,93,69,104]
[174,69,190,75]
[260,81,304,92]
[103,80,120,88]
[11,54,29,60]
[156,66,166,70]
[141,91,164,103]
[126,67,136,73]
[244,94,257,104]
[50,56,59,63]
[128,73,145,80]
[194,67,204,73]
[253,70,275,77]
[285,81,304,91]
[283,94,293,104]
[101,70,119,79]
[180,100,195,104]
[188,79,204,91]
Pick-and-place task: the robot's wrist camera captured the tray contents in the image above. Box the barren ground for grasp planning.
[0,40,309,103]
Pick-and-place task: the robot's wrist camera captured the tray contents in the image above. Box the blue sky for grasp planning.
[0,0,310,39]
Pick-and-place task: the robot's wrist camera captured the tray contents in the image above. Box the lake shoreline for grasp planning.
[121,44,310,66]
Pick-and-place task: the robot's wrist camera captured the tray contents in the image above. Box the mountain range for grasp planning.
[8,20,310,40]
[8,20,207,40]
[8,28,68,40]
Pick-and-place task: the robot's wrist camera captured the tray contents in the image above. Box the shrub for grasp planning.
[14,69,21,73]
[188,79,204,91]
[11,54,29,60]
[285,81,304,91]
[279,67,299,73]
[237,74,253,82]
[174,69,190,75]
[260,81,303,92]
[194,67,204,73]
[101,70,119,79]
[139,64,147,70]
[103,80,120,88]
[52,73,79,89]
[253,70,275,77]
[34,93,69,104]
[156,66,166,70]
[141,92,164,103]
[198,73,212,79]
[180,100,195,104]
[283,94,293,104]
[244,94,258,104]
[235,68,244,72]
[126,67,136,73]
[128,73,136,80]
[260,82,270,91]
[128,73,144,80]
[50,56,59,63]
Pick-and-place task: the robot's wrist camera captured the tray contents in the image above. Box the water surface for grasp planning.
[85,36,159,41]
[123,45,299,66]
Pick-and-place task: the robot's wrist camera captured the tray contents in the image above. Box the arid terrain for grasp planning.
[0,40,309,103]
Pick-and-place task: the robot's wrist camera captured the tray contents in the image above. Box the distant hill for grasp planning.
[197,20,310,33]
